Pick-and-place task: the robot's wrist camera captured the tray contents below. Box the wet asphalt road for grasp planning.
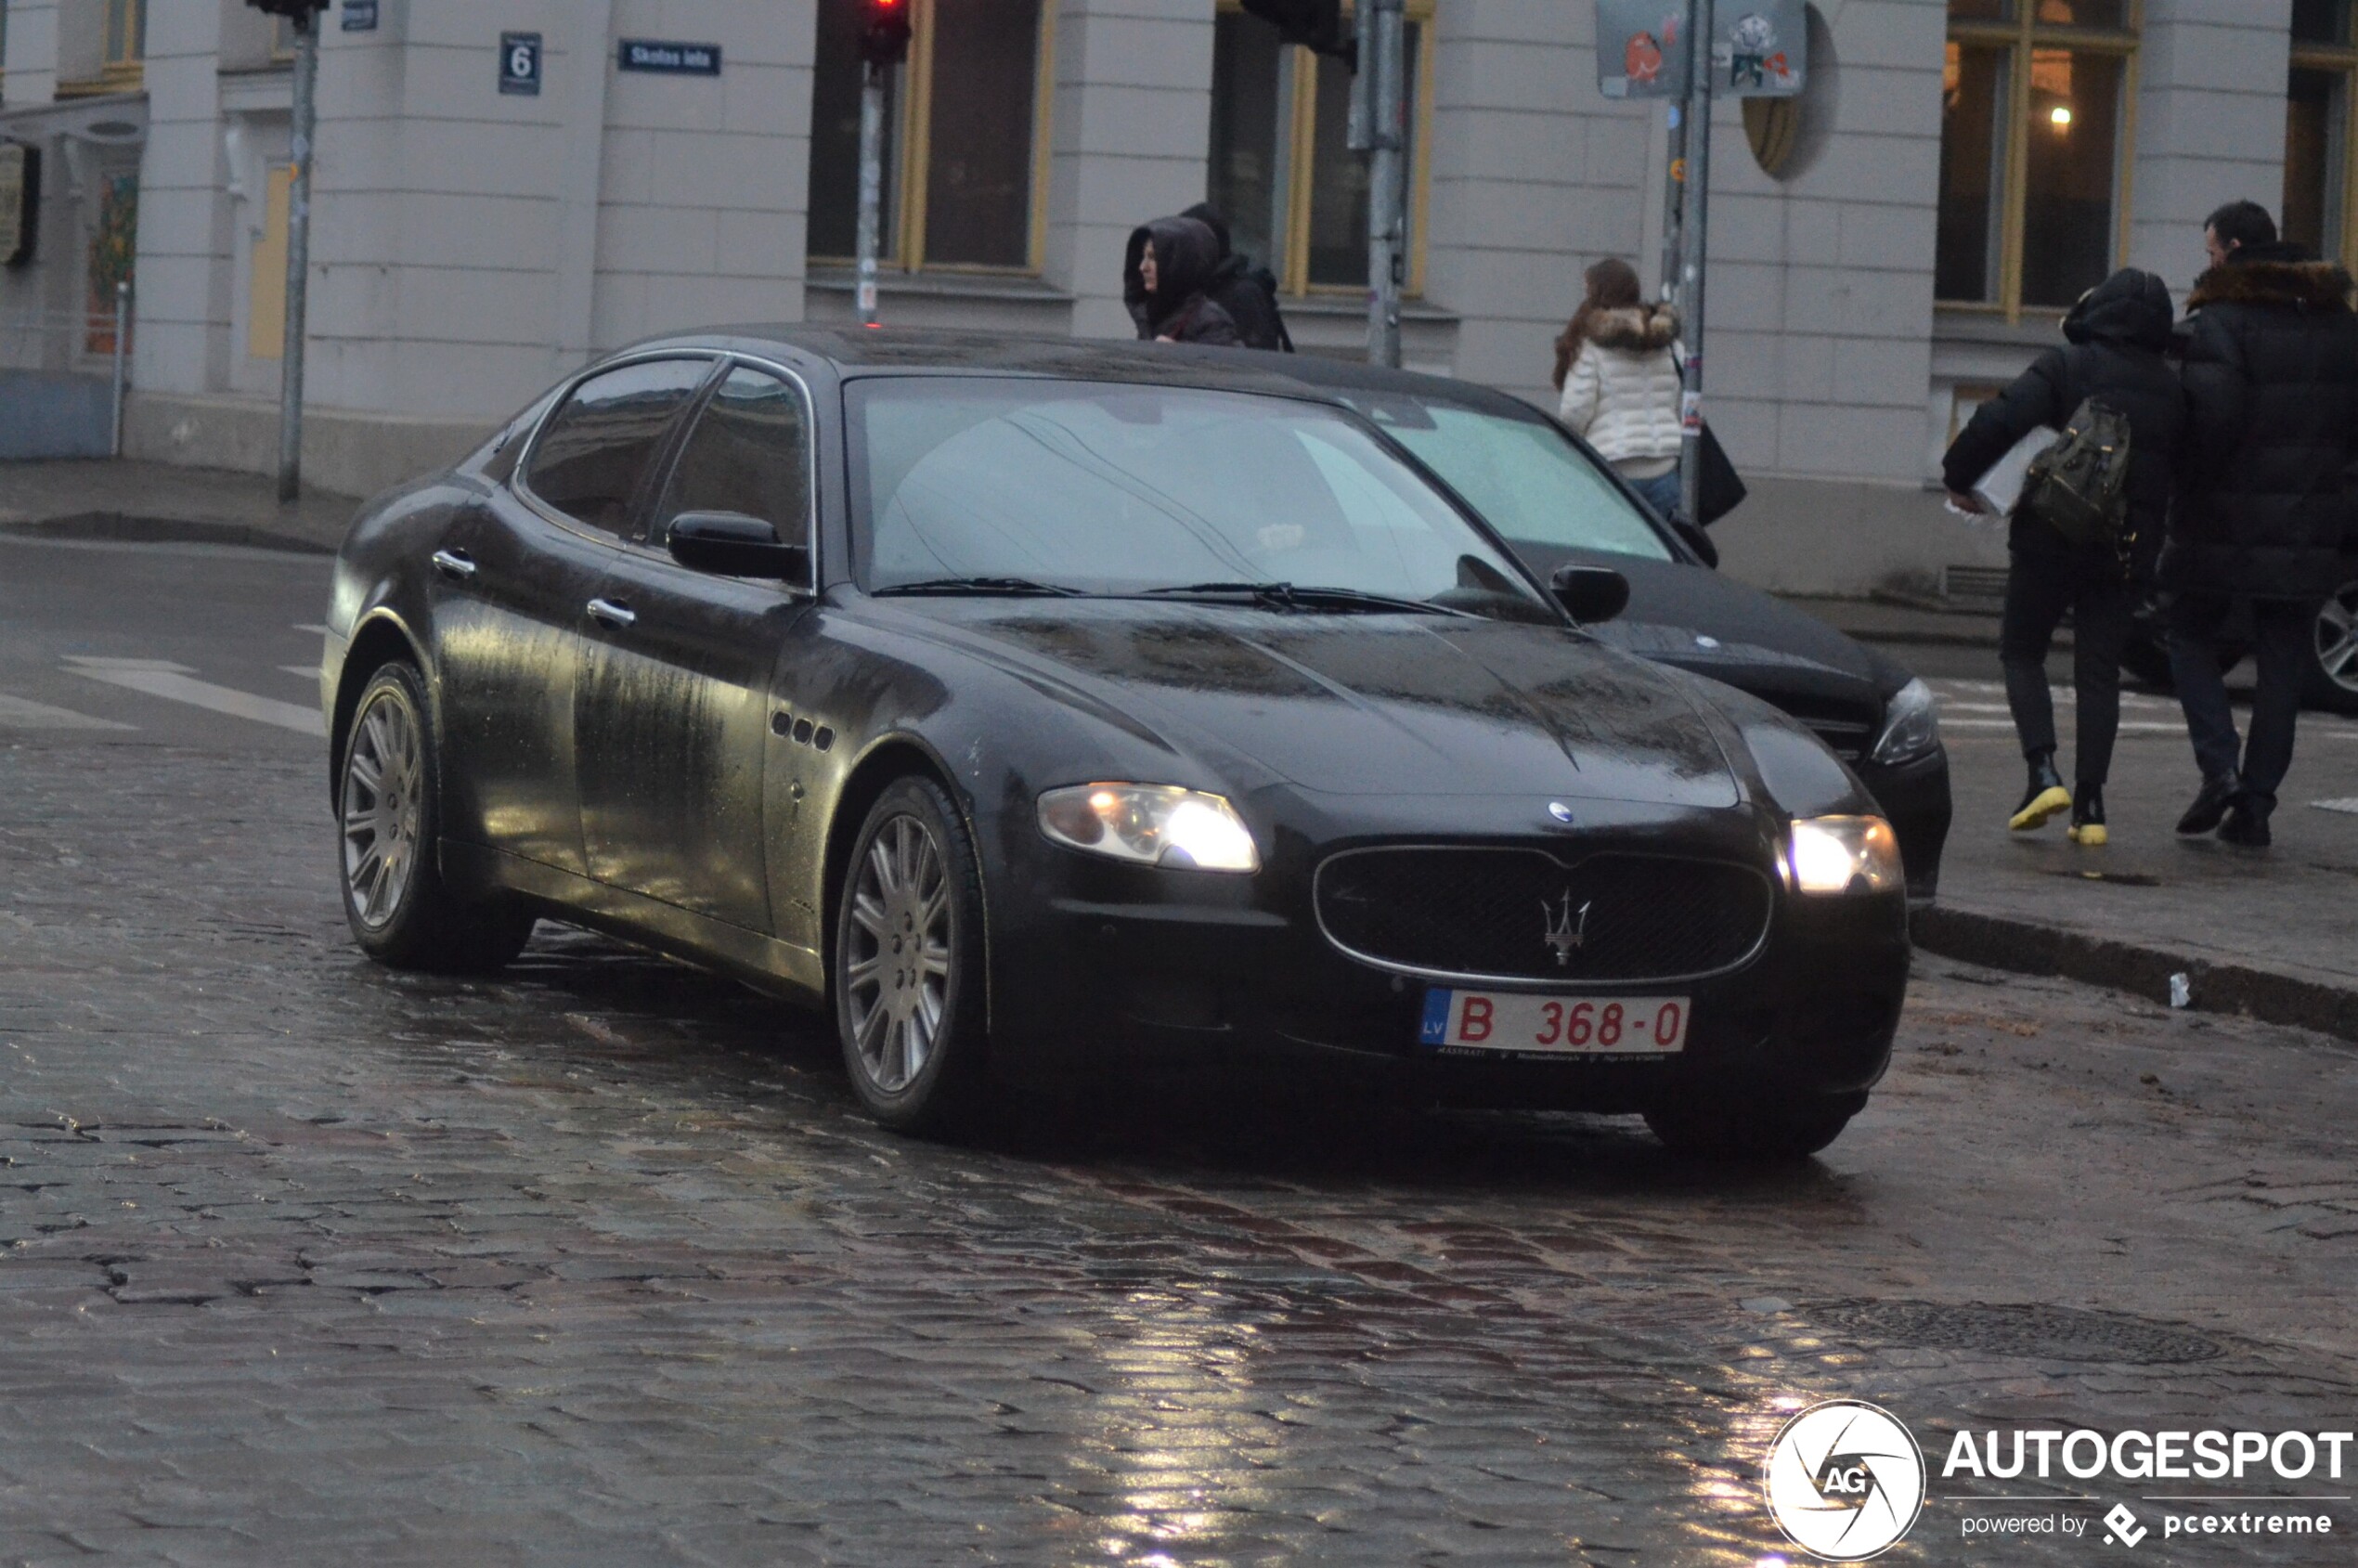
[2,534,2354,1566]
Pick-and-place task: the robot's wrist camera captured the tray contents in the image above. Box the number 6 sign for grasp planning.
[499,32,543,97]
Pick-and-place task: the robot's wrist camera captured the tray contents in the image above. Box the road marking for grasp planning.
[0,692,136,732]
[1940,719,2193,734]
[62,657,325,737]
[293,623,330,636]
[281,665,318,680]
[2313,798,2358,815]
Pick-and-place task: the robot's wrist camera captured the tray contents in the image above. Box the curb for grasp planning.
[1911,902,2358,1046]
[0,512,336,556]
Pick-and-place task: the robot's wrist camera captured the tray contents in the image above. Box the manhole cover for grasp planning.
[1807,1301,2224,1365]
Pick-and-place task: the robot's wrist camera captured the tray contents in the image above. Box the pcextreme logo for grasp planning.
[1763,1400,1928,1561]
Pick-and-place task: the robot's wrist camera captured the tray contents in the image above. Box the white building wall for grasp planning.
[4,0,61,106]
[128,2,228,402]
[2127,0,2293,301]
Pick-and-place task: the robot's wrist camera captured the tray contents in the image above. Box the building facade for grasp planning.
[0,1,2330,594]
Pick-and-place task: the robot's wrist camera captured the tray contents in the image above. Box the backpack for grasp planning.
[2019,395,2132,552]
[1209,258,1294,353]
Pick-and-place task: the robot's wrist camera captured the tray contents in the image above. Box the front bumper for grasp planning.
[986,797,1911,1111]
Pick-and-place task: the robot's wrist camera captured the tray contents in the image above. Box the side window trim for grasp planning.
[512,352,720,545]
[635,353,823,597]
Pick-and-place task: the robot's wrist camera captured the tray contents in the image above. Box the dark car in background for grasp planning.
[1271,357,1952,902]
[320,330,1912,1159]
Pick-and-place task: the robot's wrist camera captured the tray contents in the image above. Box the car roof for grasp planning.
[616,325,1553,416]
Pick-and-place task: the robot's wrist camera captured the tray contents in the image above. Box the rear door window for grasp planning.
[652,366,812,544]
[525,358,714,538]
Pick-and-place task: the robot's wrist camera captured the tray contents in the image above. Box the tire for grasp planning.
[338,661,535,974]
[2300,580,2358,716]
[833,775,990,1135]
[1644,1089,1865,1162]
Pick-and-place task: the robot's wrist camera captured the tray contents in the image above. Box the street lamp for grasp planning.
[245,0,328,501]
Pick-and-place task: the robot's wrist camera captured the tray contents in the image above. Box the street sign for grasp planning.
[1596,1,1689,101]
[499,32,543,96]
[1713,2,1807,97]
[0,144,39,268]
[341,0,378,31]
[617,39,722,76]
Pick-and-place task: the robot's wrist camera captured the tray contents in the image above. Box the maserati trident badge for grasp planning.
[1543,890,1591,966]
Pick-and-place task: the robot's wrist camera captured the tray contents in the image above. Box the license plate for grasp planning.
[1419,990,1689,1056]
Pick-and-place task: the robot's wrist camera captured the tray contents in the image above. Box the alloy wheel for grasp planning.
[2317,584,2358,699]
[342,689,423,930]
[844,813,954,1095]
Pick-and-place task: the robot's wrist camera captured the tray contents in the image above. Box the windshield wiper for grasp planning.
[1135,581,1463,616]
[872,577,1082,598]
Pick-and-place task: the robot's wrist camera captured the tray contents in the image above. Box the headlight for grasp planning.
[1037,784,1261,874]
[1785,815,1902,896]
[1869,677,1940,765]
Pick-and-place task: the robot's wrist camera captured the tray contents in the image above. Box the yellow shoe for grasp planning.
[2066,822,2107,847]
[2066,788,2105,846]
[2009,784,2072,833]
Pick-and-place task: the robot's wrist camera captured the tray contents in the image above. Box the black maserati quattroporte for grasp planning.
[320,330,1910,1158]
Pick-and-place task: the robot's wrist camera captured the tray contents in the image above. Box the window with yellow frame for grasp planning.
[2287,1,2358,264]
[102,0,146,84]
[1208,0,1435,299]
[805,0,1056,274]
[1937,0,2138,319]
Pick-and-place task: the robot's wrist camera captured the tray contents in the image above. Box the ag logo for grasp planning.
[1762,1400,1926,1561]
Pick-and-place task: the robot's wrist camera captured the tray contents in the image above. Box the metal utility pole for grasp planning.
[856,62,885,328]
[1676,0,1716,525]
[278,10,319,502]
[1659,99,1687,305]
[1363,0,1406,369]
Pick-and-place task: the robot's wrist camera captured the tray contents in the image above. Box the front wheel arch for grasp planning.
[330,615,428,808]
[820,739,991,1028]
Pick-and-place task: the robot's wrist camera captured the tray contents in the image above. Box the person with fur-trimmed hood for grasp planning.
[1121,215,1244,348]
[1553,258,1684,520]
[2163,201,2358,849]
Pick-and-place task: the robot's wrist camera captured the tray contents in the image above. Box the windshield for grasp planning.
[849,378,1552,616]
[1345,396,1675,563]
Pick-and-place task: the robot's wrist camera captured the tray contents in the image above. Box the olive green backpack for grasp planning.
[2020,396,2133,553]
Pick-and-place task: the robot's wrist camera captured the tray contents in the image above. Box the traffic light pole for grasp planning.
[1676,0,1715,526]
[855,60,885,329]
[1363,0,1406,369]
[277,11,318,501]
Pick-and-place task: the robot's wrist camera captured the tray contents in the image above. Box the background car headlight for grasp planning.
[1785,815,1902,895]
[1869,676,1940,765]
[1037,784,1261,873]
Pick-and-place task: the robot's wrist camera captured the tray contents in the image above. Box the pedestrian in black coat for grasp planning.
[1180,203,1294,353]
[1121,216,1244,348]
[2163,212,2358,847]
[1941,266,2188,847]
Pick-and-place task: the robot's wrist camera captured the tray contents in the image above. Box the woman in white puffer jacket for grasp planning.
[1552,257,1685,518]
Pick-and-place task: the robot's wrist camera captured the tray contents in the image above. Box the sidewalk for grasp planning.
[6,457,2354,1046]
[0,458,359,554]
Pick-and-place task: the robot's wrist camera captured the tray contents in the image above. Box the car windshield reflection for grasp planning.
[848,378,1552,618]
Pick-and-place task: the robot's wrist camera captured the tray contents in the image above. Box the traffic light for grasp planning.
[244,0,329,25]
[1240,0,1350,59]
[859,0,913,68]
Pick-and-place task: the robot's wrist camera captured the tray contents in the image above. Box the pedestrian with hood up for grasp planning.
[2162,201,2358,849]
[1552,258,1685,520]
[1942,267,2187,848]
[1177,203,1293,352]
[1121,215,1244,348]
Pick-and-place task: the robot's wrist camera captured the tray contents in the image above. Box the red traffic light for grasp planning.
[860,0,913,67]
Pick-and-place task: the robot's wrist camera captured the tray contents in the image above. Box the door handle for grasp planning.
[431,549,478,579]
[586,597,637,628]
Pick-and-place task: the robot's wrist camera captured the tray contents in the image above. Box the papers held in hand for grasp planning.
[1969,426,2060,517]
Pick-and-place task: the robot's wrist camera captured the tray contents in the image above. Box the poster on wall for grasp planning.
[1595,1,1689,100]
[0,144,39,268]
[1714,2,1807,97]
[86,172,138,355]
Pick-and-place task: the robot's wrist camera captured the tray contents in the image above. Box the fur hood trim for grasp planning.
[1586,304,1680,352]
[2187,258,2354,313]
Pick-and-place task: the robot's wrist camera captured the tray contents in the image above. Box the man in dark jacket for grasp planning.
[1181,203,1293,353]
[2164,205,2358,848]
[1942,267,2187,847]
[1121,215,1243,347]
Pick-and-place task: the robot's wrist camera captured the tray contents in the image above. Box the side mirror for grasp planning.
[1550,564,1630,625]
[1673,517,1719,569]
[667,512,808,580]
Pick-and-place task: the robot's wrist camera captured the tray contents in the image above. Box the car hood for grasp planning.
[1509,544,1902,732]
[875,600,1744,808]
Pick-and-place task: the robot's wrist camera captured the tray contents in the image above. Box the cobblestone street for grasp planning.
[2,537,2355,1565]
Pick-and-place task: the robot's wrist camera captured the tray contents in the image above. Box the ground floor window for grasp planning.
[1206,0,1434,298]
[2287,2,2358,262]
[806,0,1053,274]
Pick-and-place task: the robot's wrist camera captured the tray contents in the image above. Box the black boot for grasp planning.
[2177,773,2240,836]
[2218,797,2273,849]
[2009,754,2070,833]
[2067,785,2106,847]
